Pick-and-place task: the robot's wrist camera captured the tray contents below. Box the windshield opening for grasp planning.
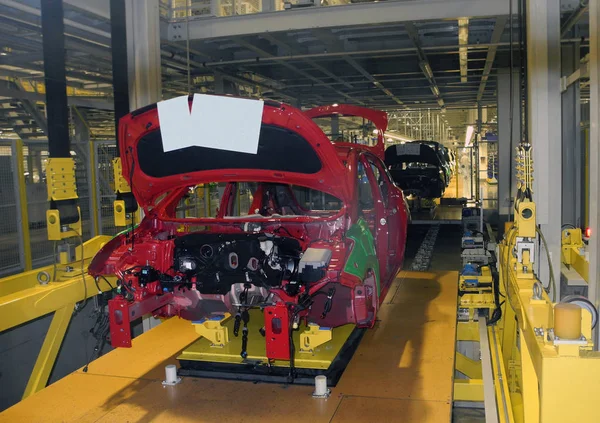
[164,182,344,220]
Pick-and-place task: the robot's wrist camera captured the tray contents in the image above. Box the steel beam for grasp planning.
[0,0,110,40]
[64,0,110,20]
[527,0,562,297]
[22,304,74,398]
[404,22,445,108]
[561,1,589,38]
[589,0,600,334]
[234,37,356,103]
[170,0,517,41]
[261,33,354,90]
[477,17,508,102]
[0,85,114,111]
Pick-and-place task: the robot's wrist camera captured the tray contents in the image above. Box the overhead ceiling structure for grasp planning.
[0,0,590,143]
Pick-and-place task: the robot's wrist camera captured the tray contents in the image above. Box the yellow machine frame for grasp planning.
[454,144,600,423]
[0,235,114,398]
[561,228,589,283]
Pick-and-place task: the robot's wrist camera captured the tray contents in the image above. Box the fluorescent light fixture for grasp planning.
[465,125,474,147]
[419,61,433,80]
[430,86,440,97]
[437,98,445,107]
[458,18,469,83]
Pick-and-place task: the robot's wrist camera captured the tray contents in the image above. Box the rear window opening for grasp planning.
[136,124,322,178]
[168,182,344,220]
[311,115,380,147]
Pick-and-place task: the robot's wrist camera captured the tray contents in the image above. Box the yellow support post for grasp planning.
[455,352,482,379]
[22,304,74,399]
[15,139,32,271]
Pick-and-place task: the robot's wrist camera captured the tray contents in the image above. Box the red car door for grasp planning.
[366,155,405,283]
[360,153,393,285]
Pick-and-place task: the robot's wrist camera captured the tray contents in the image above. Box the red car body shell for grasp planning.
[89,98,409,358]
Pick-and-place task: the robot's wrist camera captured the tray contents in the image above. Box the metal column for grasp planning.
[561,42,583,227]
[41,0,70,159]
[588,0,600,326]
[497,70,521,232]
[527,0,562,298]
[125,0,162,332]
[126,0,162,110]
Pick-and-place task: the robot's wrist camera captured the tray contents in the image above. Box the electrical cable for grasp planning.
[71,231,87,314]
[502,226,519,314]
[95,275,115,292]
[536,226,557,301]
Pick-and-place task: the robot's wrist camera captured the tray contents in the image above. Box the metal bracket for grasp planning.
[193,313,232,347]
[45,157,82,240]
[299,323,333,353]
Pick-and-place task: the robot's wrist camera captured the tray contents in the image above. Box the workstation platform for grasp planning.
[0,270,458,423]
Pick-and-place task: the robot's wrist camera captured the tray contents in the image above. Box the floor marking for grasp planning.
[410,225,440,271]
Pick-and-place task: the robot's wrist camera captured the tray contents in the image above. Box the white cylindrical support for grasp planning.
[312,375,330,398]
[162,364,182,386]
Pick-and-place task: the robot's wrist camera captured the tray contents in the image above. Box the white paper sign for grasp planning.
[395,143,421,156]
[157,94,264,154]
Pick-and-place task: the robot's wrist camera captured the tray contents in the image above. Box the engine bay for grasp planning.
[171,232,303,296]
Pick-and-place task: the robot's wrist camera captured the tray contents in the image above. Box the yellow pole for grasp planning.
[88,141,100,236]
[16,139,32,271]
[585,127,589,228]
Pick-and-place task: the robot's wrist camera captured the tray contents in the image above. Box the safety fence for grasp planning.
[0,139,121,277]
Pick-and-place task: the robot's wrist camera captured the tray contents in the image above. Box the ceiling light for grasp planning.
[458,18,469,83]
[431,86,440,97]
[465,125,474,147]
[419,61,433,80]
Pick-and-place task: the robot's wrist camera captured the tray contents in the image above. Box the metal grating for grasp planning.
[23,144,54,267]
[0,142,21,275]
[95,141,119,236]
